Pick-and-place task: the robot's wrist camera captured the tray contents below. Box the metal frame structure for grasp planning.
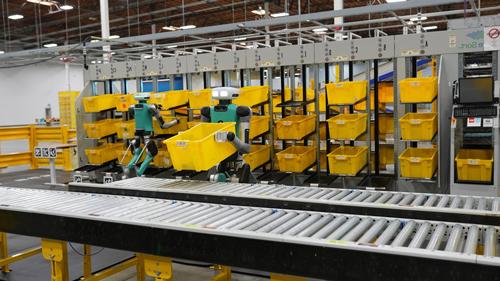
[0,186,499,281]
[77,27,495,192]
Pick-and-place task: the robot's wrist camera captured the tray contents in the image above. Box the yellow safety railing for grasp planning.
[0,125,76,171]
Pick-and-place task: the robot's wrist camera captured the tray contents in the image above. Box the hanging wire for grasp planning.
[65,3,69,45]
[78,0,82,43]
[1,0,7,51]
[6,0,11,51]
[136,0,140,35]
[127,0,131,37]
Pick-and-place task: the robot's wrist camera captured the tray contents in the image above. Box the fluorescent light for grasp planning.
[270,12,289,18]
[91,60,97,64]
[108,35,120,39]
[27,0,56,6]
[239,42,247,46]
[410,16,428,21]
[143,55,152,59]
[0,51,4,54]
[179,25,196,30]
[315,31,327,35]
[43,43,58,48]
[166,45,178,49]
[423,25,438,31]
[234,37,247,41]
[90,39,100,43]
[312,27,328,33]
[251,7,265,16]
[60,4,74,10]
[162,26,177,31]
[8,14,23,20]
[385,0,406,2]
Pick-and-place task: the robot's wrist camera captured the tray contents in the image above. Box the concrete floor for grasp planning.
[0,170,278,281]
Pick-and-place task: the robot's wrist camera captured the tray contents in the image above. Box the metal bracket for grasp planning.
[41,239,69,281]
[141,254,173,281]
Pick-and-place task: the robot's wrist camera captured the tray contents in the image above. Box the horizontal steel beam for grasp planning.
[0,0,467,60]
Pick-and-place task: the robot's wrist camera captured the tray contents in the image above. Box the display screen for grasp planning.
[459,77,494,104]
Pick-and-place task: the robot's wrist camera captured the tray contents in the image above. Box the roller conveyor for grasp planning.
[0,186,499,281]
[70,178,500,226]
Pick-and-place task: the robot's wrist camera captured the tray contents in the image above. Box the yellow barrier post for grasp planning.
[270,273,307,281]
[29,125,38,169]
[0,232,8,272]
[41,239,69,281]
[141,254,173,281]
[209,265,231,281]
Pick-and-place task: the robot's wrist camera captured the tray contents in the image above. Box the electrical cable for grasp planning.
[68,242,105,257]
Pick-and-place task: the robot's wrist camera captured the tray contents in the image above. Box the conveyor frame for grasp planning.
[0,187,499,281]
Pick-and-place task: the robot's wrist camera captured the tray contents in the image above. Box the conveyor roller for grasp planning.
[70,178,500,225]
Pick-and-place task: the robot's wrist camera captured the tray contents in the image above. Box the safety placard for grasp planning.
[484,26,500,51]
[467,117,481,127]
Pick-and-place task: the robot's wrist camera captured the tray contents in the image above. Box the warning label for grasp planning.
[484,26,500,51]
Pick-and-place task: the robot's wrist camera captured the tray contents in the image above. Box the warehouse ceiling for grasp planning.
[0,0,499,63]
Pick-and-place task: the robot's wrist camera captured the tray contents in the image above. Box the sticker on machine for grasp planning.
[483,118,494,128]
[467,117,481,127]
[484,26,500,51]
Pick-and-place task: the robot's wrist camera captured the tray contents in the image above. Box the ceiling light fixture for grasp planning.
[108,35,120,39]
[179,25,196,30]
[162,26,177,31]
[60,4,74,10]
[410,16,428,21]
[234,37,247,41]
[8,14,24,20]
[270,12,289,18]
[251,6,265,16]
[312,27,328,33]
[90,39,100,43]
[0,51,4,54]
[166,45,178,49]
[43,43,58,48]
[143,55,153,59]
[423,25,438,31]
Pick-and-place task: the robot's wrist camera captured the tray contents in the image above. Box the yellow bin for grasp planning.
[116,120,135,139]
[249,116,270,139]
[149,90,190,109]
[84,119,121,139]
[399,77,438,103]
[243,145,271,171]
[399,112,437,141]
[327,114,367,140]
[326,81,368,105]
[85,143,123,165]
[455,149,493,182]
[399,148,437,179]
[327,146,368,176]
[233,86,269,107]
[164,123,237,171]
[115,94,137,112]
[275,115,316,140]
[83,94,119,112]
[188,89,214,109]
[276,146,317,173]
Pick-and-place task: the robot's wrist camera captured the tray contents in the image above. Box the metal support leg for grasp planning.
[83,245,92,278]
[141,254,173,281]
[136,254,145,281]
[0,232,8,272]
[210,265,231,281]
[270,273,306,281]
[41,239,69,281]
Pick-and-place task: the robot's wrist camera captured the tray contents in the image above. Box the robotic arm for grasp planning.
[228,106,251,154]
[149,104,179,129]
